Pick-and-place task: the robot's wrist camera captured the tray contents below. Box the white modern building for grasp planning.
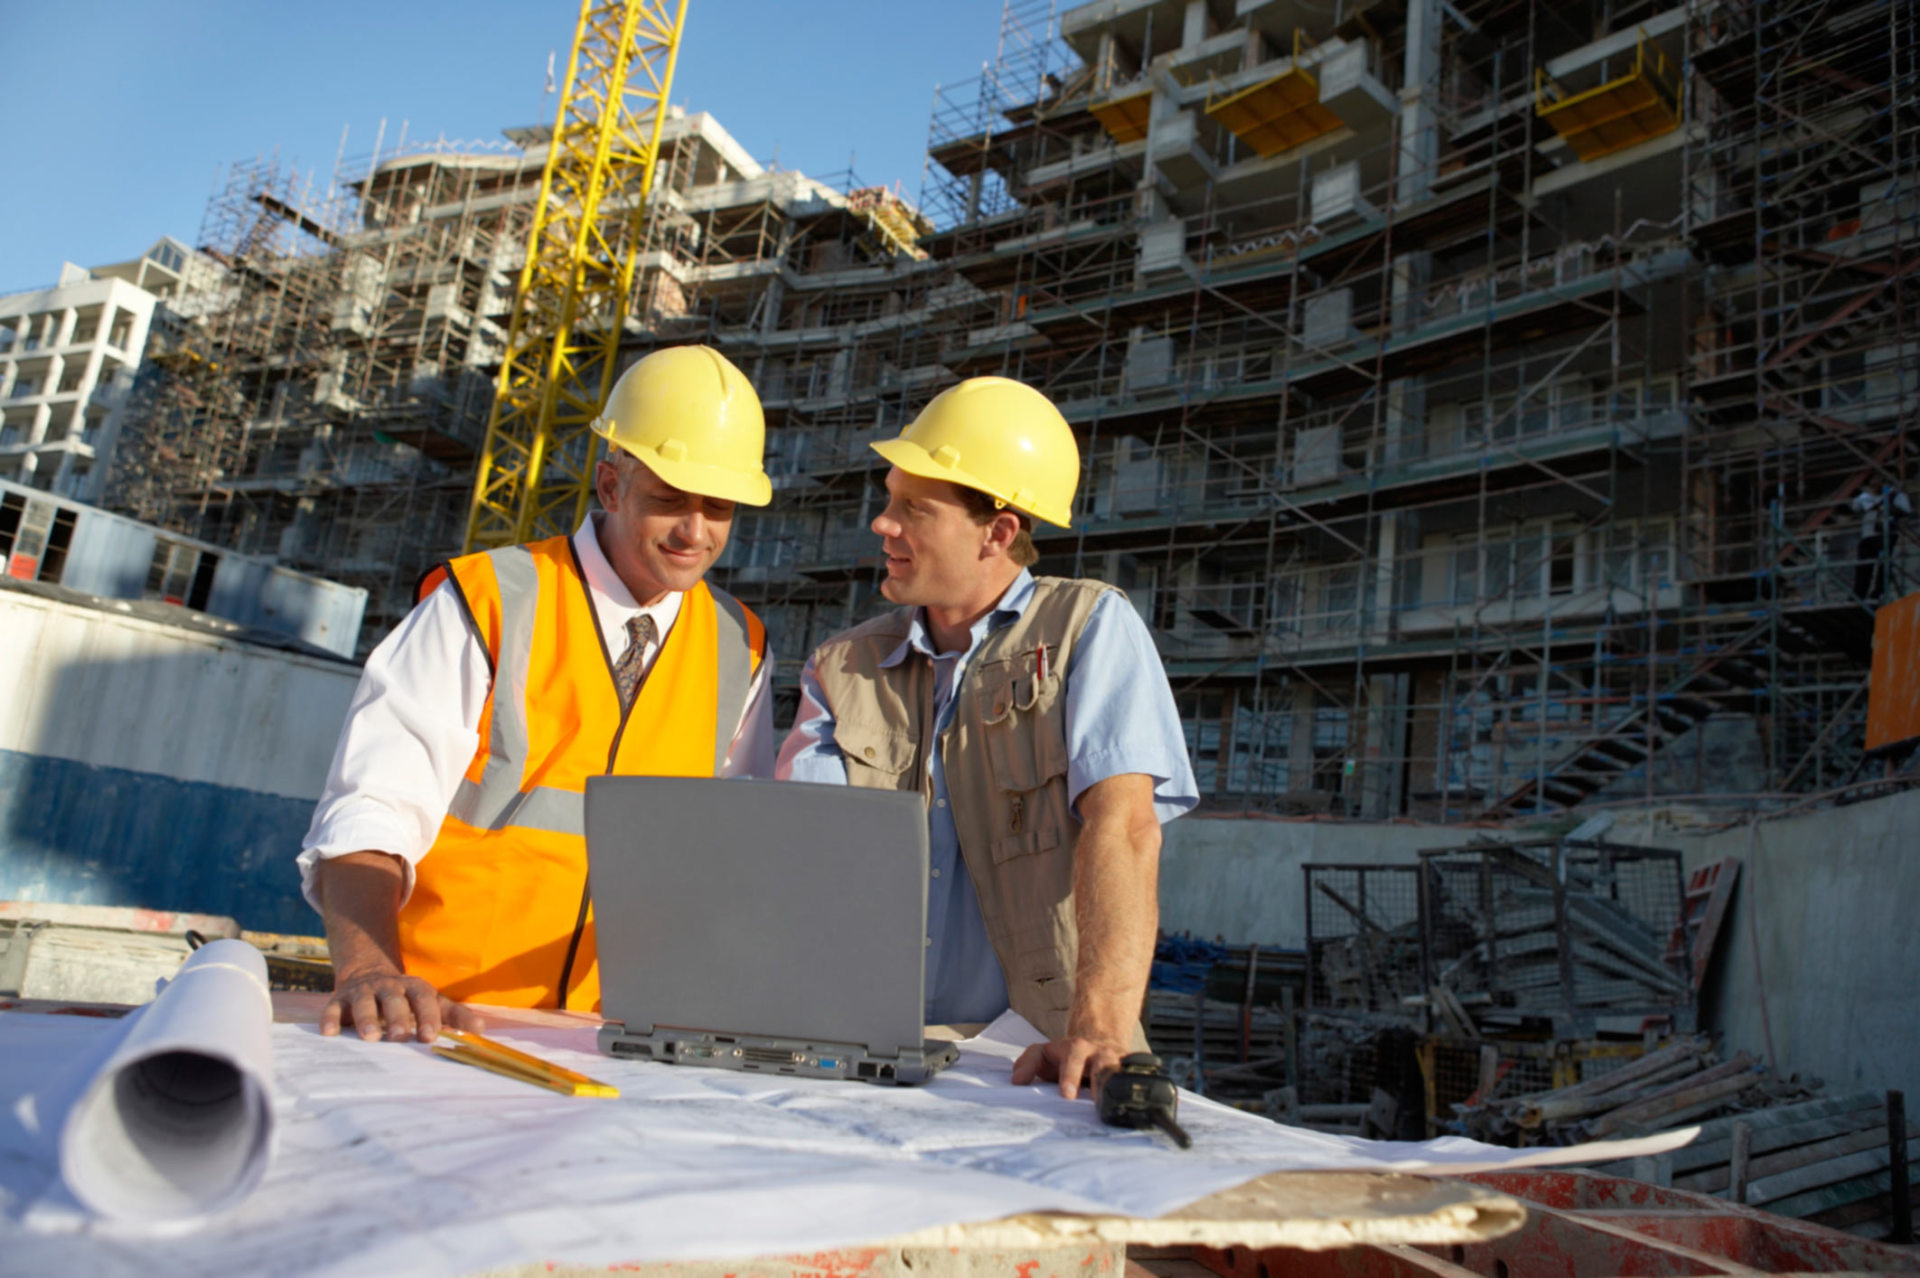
[0,238,222,502]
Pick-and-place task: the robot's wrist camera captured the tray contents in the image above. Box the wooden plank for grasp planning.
[1728,1119,1753,1204]
[1747,1136,1920,1208]
[1513,1036,1707,1106]
[1761,1153,1919,1222]
[1671,1099,1890,1175]
[1682,1122,1920,1196]
[1589,1065,1759,1137]
[1682,1090,1885,1145]
[1687,858,1741,990]
[1523,1055,1712,1128]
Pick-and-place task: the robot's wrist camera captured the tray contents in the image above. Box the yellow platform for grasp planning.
[1536,32,1681,162]
[1205,31,1344,159]
[1090,87,1153,144]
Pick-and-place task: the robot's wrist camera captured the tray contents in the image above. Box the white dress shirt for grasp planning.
[297,512,775,909]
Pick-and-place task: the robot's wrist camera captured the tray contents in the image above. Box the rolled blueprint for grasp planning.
[58,938,276,1221]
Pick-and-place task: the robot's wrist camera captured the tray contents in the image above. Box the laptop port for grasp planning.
[608,1041,651,1058]
[857,1062,878,1080]
[741,1046,800,1067]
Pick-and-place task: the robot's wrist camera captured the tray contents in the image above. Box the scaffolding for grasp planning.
[709,0,1917,819]
[105,137,537,646]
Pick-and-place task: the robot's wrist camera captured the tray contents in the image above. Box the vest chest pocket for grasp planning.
[834,719,919,785]
[973,664,1069,797]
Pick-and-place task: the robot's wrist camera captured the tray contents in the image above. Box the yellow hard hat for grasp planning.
[590,345,772,506]
[871,377,1079,528]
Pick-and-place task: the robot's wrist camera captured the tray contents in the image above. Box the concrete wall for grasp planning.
[0,588,357,933]
[1685,789,1920,1104]
[1156,790,1920,1099]
[1157,814,1482,948]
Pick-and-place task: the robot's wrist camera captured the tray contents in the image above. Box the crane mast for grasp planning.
[464,0,689,551]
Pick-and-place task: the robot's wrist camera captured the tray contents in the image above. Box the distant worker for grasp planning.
[300,346,775,1042]
[776,377,1198,1102]
[1852,481,1912,604]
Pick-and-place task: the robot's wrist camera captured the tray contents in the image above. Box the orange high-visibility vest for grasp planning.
[397,533,764,1011]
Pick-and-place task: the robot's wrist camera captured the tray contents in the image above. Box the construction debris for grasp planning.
[1305,838,1695,1038]
[1450,1033,1821,1146]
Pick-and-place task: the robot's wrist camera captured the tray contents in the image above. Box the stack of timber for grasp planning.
[1145,990,1290,1067]
[1455,1034,1822,1146]
[1592,1091,1919,1241]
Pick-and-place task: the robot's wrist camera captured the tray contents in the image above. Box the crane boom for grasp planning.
[464,0,689,551]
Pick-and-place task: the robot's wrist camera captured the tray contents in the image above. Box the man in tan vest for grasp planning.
[777,377,1198,1101]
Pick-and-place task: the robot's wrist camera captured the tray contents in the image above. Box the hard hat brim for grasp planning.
[612,439,773,507]
[871,437,1072,528]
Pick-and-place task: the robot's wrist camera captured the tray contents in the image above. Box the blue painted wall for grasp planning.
[0,747,320,935]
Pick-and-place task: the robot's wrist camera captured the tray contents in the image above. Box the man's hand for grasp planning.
[1011,1034,1131,1101]
[319,963,483,1042]
[315,850,481,1043]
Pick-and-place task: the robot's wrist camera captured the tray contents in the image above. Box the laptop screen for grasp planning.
[585,777,930,1054]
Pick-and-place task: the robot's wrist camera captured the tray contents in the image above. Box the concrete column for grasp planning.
[1095,32,1119,94]
[1181,0,1213,50]
[1398,0,1442,207]
[1371,512,1400,641]
[1288,683,1317,794]
[1360,673,1410,818]
[759,276,785,338]
[1386,367,1427,462]
[53,307,77,348]
[1216,687,1238,793]
[1386,0,1444,473]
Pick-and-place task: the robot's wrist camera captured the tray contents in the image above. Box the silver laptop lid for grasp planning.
[584,777,930,1055]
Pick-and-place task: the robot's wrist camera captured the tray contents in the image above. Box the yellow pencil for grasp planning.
[431,1044,619,1098]
[440,1028,620,1096]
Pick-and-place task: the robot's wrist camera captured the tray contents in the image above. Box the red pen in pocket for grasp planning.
[1037,642,1049,682]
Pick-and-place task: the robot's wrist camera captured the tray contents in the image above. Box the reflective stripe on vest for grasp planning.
[442,545,758,838]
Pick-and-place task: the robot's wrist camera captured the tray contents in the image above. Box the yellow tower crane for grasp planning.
[463,0,690,552]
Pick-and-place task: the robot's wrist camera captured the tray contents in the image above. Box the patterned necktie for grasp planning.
[612,613,657,710]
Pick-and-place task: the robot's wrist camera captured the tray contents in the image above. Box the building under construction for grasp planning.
[706,0,1919,820]
[105,112,935,651]
[107,0,1917,820]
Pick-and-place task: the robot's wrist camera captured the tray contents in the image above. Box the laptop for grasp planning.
[584,776,960,1086]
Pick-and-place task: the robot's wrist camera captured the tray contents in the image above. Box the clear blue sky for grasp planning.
[0,0,1008,291]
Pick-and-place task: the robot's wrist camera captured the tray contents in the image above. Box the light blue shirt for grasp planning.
[777,570,1199,1025]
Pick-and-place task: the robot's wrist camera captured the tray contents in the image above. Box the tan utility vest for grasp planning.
[813,576,1147,1047]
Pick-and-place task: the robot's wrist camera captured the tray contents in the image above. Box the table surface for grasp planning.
[5,991,1528,1255]
[261,993,1526,1252]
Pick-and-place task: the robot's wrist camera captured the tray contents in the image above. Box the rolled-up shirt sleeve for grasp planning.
[775,655,850,785]
[295,583,491,912]
[1065,590,1200,823]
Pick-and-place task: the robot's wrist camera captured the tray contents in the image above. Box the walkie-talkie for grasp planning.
[1097,1053,1192,1148]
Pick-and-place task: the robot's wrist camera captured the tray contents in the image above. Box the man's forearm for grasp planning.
[1069,774,1161,1043]
[317,851,410,979]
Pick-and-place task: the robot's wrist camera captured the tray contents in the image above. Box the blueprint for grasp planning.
[0,1008,1696,1275]
[56,940,276,1222]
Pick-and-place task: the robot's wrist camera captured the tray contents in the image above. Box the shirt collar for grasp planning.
[576,511,679,621]
[879,569,1037,669]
